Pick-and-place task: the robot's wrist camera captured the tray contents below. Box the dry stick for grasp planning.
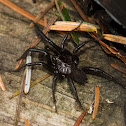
[0,0,44,26]
[0,74,5,91]
[92,86,100,119]
[9,73,50,99]
[111,63,126,74]
[55,0,64,21]
[14,70,26,126]
[90,33,126,64]
[43,15,58,33]
[22,97,54,112]
[29,0,55,28]
[73,109,88,126]
[21,117,30,126]
[70,0,88,22]
[44,16,48,37]
[22,97,81,118]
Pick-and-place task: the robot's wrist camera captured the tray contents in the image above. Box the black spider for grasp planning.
[16,23,125,111]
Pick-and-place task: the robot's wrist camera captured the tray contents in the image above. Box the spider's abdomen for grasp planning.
[56,58,72,74]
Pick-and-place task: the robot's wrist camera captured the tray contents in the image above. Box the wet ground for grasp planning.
[0,0,126,126]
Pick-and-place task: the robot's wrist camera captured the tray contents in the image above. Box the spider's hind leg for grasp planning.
[82,67,126,88]
[67,76,85,110]
[52,75,58,112]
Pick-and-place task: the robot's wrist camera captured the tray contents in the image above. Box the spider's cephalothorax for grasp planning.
[52,51,73,75]
[17,23,126,111]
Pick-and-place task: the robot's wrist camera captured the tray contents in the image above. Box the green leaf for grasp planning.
[71,32,79,45]
[58,1,79,44]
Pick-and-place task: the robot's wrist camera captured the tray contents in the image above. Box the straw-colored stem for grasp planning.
[0,0,44,26]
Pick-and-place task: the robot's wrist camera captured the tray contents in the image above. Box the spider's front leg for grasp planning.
[67,76,84,110]
[33,22,62,53]
[52,75,58,112]
[60,21,83,49]
[17,48,52,65]
[14,62,51,72]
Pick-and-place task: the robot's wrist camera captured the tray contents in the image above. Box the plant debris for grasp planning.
[0,74,5,91]
[49,21,98,32]
[73,110,88,126]
[14,70,26,126]
[103,34,126,45]
[0,0,44,26]
[92,86,100,119]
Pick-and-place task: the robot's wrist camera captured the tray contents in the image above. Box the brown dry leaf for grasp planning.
[92,86,100,119]
[49,21,97,32]
[103,34,126,45]
[0,74,5,91]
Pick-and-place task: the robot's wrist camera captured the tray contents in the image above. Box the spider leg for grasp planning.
[14,62,51,72]
[60,34,68,49]
[17,48,52,65]
[73,39,93,54]
[73,35,104,54]
[67,76,84,110]
[44,46,59,55]
[52,75,58,112]
[33,22,62,53]
[82,67,126,88]
[60,21,83,49]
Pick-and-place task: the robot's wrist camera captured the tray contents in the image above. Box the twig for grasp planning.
[0,74,5,91]
[44,16,48,37]
[14,70,26,126]
[111,63,126,74]
[9,73,50,99]
[29,0,55,28]
[21,117,30,126]
[70,0,88,22]
[43,15,58,33]
[55,0,64,21]
[92,86,100,119]
[0,0,44,26]
[27,38,41,49]
[22,97,82,118]
[22,97,55,112]
[73,109,88,126]
[15,59,23,70]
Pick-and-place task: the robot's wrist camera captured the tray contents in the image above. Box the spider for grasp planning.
[16,23,125,111]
